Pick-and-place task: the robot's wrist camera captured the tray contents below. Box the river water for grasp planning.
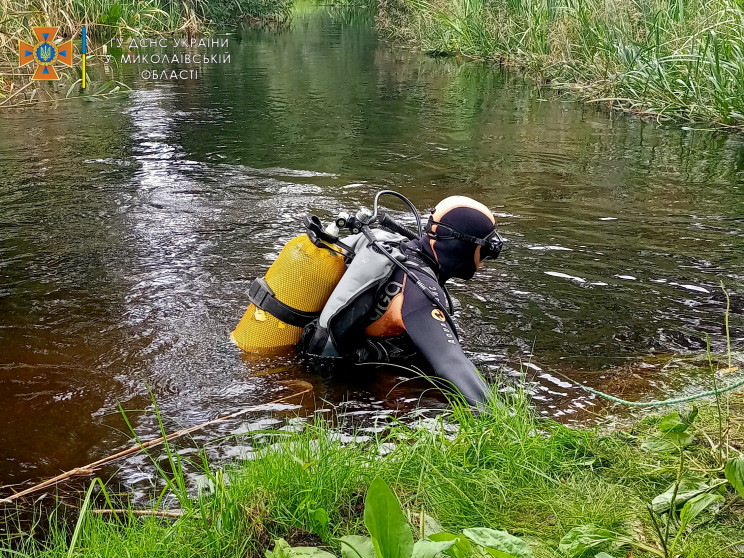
[1,7,743,495]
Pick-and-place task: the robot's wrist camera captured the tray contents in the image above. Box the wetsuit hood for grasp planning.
[412,196,496,282]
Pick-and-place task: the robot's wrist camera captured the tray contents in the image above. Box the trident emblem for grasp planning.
[18,27,73,81]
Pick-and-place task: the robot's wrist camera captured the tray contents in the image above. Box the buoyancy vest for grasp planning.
[299,229,438,359]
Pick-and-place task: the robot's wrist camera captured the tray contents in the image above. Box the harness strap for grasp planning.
[248,278,320,328]
[402,245,455,315]
[362,227,459,341]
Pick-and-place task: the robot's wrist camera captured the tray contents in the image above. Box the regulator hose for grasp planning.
[378,212,418,240]
[371,190,423,236]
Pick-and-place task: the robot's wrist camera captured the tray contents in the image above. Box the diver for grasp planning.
[297,195,502,407]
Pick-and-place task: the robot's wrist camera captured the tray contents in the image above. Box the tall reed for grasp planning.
[0,0,292,104]
[377,0,744,127]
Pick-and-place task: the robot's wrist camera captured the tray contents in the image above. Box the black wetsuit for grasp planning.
[370,261,489,406]
[301,233,490,407]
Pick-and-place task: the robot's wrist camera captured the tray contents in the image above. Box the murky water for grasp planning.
[1,7,743,495]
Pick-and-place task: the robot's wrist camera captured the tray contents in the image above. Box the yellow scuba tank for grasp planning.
[231,217,346,352]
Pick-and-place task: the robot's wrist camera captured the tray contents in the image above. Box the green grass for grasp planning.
[375,0,744,129]
[0,0,292,106]
[3,387,743,557]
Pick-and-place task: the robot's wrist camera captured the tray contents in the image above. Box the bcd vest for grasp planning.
[299,229,439,359]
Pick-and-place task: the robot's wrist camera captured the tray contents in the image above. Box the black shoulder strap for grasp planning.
[362,227,459,340]
[401,245,455,315]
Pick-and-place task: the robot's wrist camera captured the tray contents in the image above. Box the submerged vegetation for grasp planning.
[3,383,744,557]
[375,0,744,129]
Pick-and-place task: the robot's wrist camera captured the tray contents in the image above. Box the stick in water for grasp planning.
[2,382,314,502]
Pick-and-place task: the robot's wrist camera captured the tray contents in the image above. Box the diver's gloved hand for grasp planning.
[353,339,387,364]
[301,352,345,374]
[297,318,328,355]
[352,336,416,364]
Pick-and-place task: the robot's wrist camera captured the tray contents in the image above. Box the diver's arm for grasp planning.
[399,283,490,406]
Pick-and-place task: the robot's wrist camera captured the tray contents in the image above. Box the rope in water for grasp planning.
[551,369,744,407]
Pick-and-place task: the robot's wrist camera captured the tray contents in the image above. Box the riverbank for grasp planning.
[0,0,291,106]
[4,388,744,557]
[375,0,744,130]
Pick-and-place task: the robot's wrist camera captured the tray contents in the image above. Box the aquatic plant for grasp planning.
[376,0,744,129]
[3,379,743,557]
[561,404,744,558]
[270,476,533,557]
[2,300,742,557]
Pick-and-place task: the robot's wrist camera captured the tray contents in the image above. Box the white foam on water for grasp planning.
[545,271,587,283]
[528,245,573,251]
[673,283,711,293]
[539,373,573,389]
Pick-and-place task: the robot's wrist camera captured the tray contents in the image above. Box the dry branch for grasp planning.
[1,383,313,502]
[91,508,185,518]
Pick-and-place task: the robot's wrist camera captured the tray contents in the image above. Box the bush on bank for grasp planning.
[375,0,744,129]
[0,0,291,103]
[4,389,744,557]
[1,0,291,39]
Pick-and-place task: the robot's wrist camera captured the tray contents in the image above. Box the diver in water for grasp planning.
[298,195,502,407]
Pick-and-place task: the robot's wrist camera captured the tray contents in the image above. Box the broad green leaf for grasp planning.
[311,508,330,531]
[411,539,457,558]
[463,528,533,558]
[679,493,724,530]
[651,477,712,514]
[594,554,615,558]
[265,538,291,558]
[557,525,621,557]
[725,456,744,498]
[659,412,688,433]
[429,532,472,558]
[289,549,336,558]
[266,539,336,558]
[339,535,376,558]
[364,477,414,558]
[641,430,695,453]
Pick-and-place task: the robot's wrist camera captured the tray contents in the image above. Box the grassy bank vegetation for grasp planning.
[0,0,291,105]
[376,0,744,129]
[3,386,744,558]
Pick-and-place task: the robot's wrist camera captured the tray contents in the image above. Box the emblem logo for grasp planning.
[18,27,73,81]
[431,309,446,322]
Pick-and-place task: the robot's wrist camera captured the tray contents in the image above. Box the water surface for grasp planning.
[1,7,743,493]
